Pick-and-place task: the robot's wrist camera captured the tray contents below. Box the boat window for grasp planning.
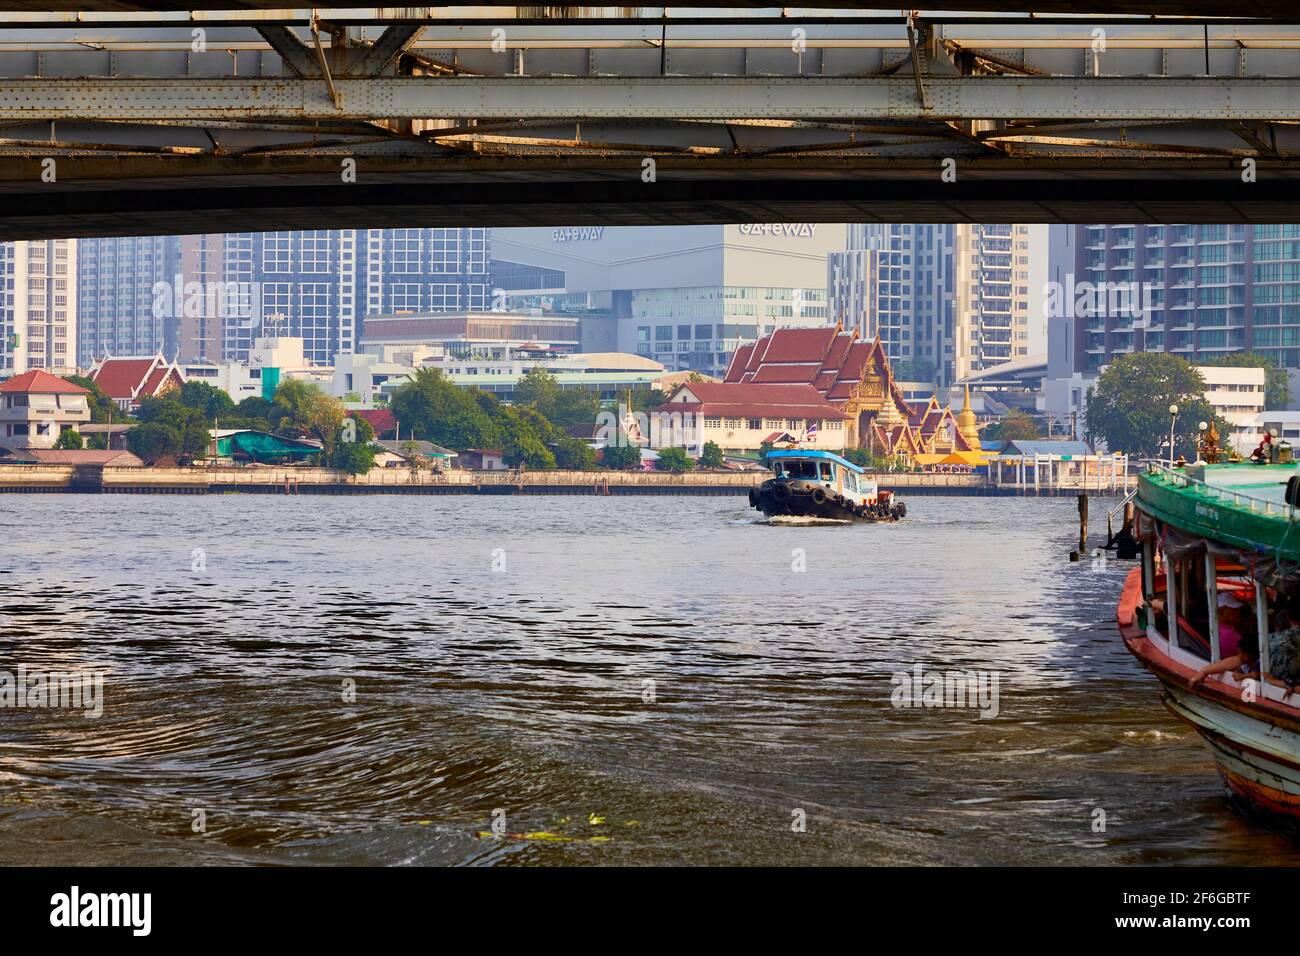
[819,462,833,481]
[845,472,858,493]
[779,460,817,479]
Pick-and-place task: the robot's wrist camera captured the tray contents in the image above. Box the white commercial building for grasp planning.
[1195,365,1266,452]
[180,335,332,403]
[333,343,665,405]
[490,224,847,377]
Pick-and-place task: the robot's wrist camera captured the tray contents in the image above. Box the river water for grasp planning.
[2,492,1298,866]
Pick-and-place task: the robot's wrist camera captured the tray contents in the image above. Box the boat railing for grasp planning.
[1145,461,1294,518]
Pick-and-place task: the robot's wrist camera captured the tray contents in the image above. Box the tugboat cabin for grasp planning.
[765,449,878,505]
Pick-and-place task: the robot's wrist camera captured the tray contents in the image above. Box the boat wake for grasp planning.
[752,514,854,526]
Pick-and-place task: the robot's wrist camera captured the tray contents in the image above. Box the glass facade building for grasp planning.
[1068,224,1300,373]
[631,286,828,375]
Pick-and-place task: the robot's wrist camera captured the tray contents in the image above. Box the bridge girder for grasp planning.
[3,75,1300,123]
[0,1,1293,16]
[1,10,1300,235]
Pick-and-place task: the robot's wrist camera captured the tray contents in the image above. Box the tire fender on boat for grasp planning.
[772,483,791,501]
[810,488,827,506]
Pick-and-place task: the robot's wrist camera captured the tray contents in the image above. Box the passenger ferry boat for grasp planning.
[748,449,906,521]
[1120,457,1300,824]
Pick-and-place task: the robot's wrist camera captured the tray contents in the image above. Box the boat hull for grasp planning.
[1163,683,1300,825]
[750,484,903,522]
[1118,567,1300,826]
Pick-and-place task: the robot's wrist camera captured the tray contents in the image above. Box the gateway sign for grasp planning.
[738,224,818,238]
[552,226,606,242]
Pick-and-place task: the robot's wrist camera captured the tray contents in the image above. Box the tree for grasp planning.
[627,388,666,414]
[892,358,935,383]
[329,438,376,475]
[65,375,117,424]
[838,447,890,470]
[552,435,597,470]
[54,429,83,450]
[271,379,344,455]
[390,368,501,451]
[981,410,1042,443]
[344,411,376,445]
[1199,351,1291,410]
[699,441,725,469]
[514,366,601,430]
[1086,352,1226,458]
[514,366,561,413]
[235,396,275,423]
[656,446,694,473]
[135,396,211,460]
[498,406,556,470]
[179,380,236,421]
[601,442,641,469]
[126,422,181,464]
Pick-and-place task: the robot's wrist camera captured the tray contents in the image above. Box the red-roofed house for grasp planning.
[709,323,977,459]
[0,369,91,451]
[89,355,185,411]
[650,381,851,451]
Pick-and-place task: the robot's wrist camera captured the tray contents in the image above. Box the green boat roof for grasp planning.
[1138,462,1300,559]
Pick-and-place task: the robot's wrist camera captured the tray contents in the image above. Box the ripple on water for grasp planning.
[1,493,1298,864]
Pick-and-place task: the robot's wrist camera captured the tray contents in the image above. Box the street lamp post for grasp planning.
[1169,404,1180,467]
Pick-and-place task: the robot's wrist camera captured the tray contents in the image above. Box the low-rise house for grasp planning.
[0,369,91,451]
[371,439,457,469]
[76,423,135,450]
[650,382,852,453]
[459,448,507,470]
[0,448,142,466]
[211,429,322,464]
[88,355,185,411]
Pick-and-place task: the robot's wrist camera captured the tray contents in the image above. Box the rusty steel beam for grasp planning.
[6,75,1300,123]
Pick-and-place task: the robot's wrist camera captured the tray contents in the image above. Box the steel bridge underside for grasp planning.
[3,6,1300,235]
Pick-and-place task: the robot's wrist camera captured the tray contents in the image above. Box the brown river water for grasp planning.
[2,492,1299,866]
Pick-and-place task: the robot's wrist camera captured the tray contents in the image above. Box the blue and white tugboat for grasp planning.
[749,449,906,521]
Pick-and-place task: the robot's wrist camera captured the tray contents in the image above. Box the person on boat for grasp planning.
[1214,591,1254,658]
[1190,627,1259,688]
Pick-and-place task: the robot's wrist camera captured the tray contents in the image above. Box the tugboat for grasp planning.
[1118,443,1300,826]
[748,449,906,521]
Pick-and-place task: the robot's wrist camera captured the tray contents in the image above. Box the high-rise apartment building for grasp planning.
[220,228,491,365]
[78,235,225,366]
[953,224,1041,383]
[828,224,1042,387]
[1044,223,1300,430]
[1,240,77,377]
[1061,224,1300,374]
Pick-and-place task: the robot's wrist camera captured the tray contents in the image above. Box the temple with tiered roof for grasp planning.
[655,324,980,461]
